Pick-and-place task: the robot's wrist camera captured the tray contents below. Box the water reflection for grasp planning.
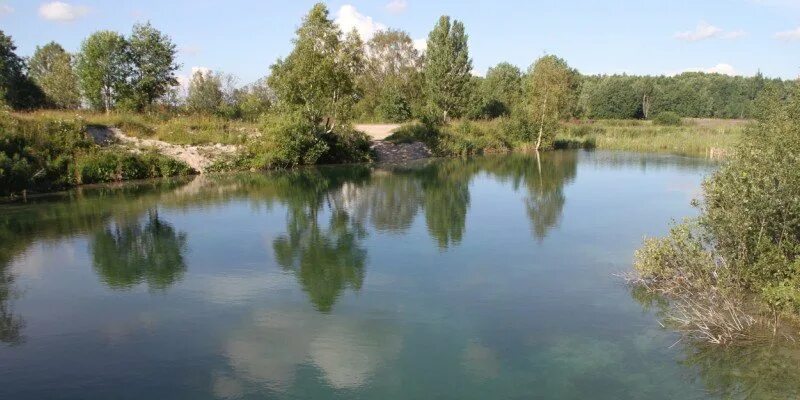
[630,285,800,398]
[0,265,22,345]
[91,209,188,290]
[219,310,402,393]
[5,151,778,398]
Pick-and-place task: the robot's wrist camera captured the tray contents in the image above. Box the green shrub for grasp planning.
[319,125,372,164]
[633,83,800,326]
[386,122,439,145]
[72,150,193,184]
[247,112,329,169]
[652,111,682,126]
[376,90,412,123]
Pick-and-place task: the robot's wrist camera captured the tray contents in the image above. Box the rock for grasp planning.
[370,140,432,163]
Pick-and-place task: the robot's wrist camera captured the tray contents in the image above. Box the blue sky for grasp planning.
[1,0,799,85]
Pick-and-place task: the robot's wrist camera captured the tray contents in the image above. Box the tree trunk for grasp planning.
[103,86,111,114]
[535,92,549,151]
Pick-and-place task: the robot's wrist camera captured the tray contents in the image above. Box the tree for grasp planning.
[523,55,578,150]
[423,16,473,121]
[185,69,223,114]
[76,31,132,113]
[232,78,274,121]
[0,30,44,109]
[128,22,179,111]
[28,42,80,109]
[479,62,522,118]
[268,3,362,131]
[358,29,423,121]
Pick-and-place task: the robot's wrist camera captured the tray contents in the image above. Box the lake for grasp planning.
[0,150,796,399]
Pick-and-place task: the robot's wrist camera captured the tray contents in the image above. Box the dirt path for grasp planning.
[354,123,433,163]
[354,124,402,140]
[86,126,239,173]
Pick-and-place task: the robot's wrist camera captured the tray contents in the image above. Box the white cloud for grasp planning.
[335,5,387,41]
[674,21,745,41]
[386,0,408,14]
[672,63,738,76]
[0,4,13,17]
[721,30,747,39]
[775,27,800,41]
[413,38,427,53]
[38,1,90,22]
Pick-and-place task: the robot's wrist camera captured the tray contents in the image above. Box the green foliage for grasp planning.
[634,82,800,319]
[233,79,273,121]
[185,70,223,114]
[268,3,363,127]
[375,89,413,122]
[0,114,92,194]
[652,111,682,126]
[0,30,45,109]
[0,113,192,195]
[247,112,329,168]
[524,55,579,150]
[423,16,473,121]
[247,112,371,169]
[76,31,132,112]
[128,22,180,111]
[356,29,423,122]
[28,42,81,109]
[72,150,192,184]
[478,62,523,118]
[578,72,789,120]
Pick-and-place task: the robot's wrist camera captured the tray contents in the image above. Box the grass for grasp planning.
[388,117,744,158]
[556,118,746,157]
[1,111,193,196]
[14,110,258,146]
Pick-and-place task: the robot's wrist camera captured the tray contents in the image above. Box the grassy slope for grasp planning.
[14,111,259,146]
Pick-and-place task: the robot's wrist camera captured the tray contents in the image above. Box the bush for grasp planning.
[632,83,800,340]
[247,113,371,169]
[72,150,193,184]
[376,90,412,123]
[652,111,682,126]
[247,113,328,169]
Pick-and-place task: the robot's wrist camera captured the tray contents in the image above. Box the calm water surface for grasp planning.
[1,151,797,399]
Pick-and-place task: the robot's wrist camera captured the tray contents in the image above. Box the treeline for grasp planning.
[0,4,791,123]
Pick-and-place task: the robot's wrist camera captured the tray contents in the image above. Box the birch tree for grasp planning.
[523,55,577,150]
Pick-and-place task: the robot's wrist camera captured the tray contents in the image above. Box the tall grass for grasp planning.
[557,119,745,157]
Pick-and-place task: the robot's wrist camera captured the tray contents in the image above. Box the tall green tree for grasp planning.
[0,30,44,109]
[523,55,578,150]
[128,22,180,111]
[186,69,223,114]
[423,16,473,121]
[268,3,362,131]
[76,31,132,113]
[28,42,80,109]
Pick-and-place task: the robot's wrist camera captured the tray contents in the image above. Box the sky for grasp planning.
[1,0,799,86]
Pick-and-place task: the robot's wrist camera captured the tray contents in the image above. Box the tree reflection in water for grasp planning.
[91,209,188,290]
[269,169,371,313]
[0,265,22,345]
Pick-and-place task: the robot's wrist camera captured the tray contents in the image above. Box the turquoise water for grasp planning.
[0,151,795,399]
